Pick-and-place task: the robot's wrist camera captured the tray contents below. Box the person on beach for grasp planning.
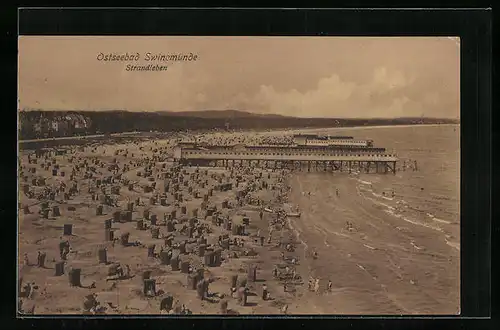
[328,279,333,292]
[314,279,320,293]
[59,240,70,260]
[230,287,237,298]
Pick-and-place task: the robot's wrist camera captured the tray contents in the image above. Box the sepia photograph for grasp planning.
[17,36,460,315]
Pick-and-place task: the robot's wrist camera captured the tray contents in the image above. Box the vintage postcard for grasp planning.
[17,36,460,315]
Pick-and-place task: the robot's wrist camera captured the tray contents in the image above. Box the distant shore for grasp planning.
[262,123,460,136]
[18,123,459,144]
[19,131,141,143]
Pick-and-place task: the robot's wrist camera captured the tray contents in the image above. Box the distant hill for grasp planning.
[160,109,288,119]
[18,109,459,140]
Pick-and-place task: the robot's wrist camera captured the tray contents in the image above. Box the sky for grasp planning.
[18,36,460,118]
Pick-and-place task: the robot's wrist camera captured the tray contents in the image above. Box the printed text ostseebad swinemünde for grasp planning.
[96,52,199,62]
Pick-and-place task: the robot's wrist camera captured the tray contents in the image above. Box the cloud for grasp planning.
[18,36,459,118]
[224,67,436,118]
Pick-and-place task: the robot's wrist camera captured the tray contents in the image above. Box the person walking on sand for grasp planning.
[125,265,131,278]
[262,284,268,301]
[327,279,333,292]
[314,278,320,293]
[309,276,316,291]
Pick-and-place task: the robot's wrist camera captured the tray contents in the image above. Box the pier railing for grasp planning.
[179,150,398,162]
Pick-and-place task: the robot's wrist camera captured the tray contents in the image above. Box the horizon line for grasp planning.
[18,108,460,120]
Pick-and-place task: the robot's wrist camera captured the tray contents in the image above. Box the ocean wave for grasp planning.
[445,239,460,251]
[360,192,396,211]
[363,244,376,250]
[366,191,452,231]
[410,243,424,250]
[371,191,395,201]
[432,218,452,225]
[384,209,443,233]
[426,213,452,224]
[358,179,372,185]
[430,194,457,202]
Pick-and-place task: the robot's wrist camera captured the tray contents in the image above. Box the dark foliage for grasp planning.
[18,110,459,140]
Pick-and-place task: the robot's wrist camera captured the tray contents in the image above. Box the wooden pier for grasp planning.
[174,145,398,174]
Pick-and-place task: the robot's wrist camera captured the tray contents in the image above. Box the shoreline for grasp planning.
[283,123,459,132]
[282,169,460,314]
[18,123,459,144]
[262,123,459,137]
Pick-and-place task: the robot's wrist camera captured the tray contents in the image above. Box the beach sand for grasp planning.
[17,124,460,315]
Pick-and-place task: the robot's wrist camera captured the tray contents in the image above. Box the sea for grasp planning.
[284,124,460,314]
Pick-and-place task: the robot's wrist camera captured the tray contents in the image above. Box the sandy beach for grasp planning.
[17,124,459,315]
